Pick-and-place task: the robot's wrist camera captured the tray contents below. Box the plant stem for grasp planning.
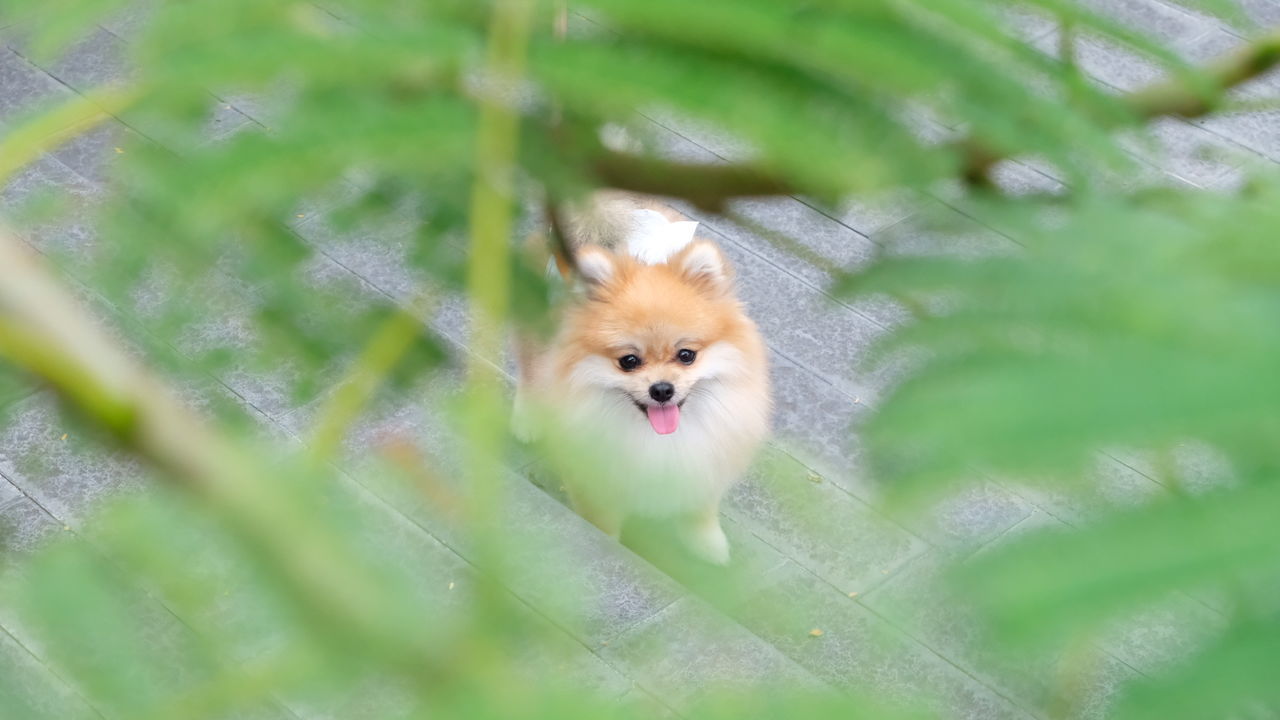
[587,27,1280,199]
[463,0,537,616]
[0,234,448,678]
[308,296,433,462]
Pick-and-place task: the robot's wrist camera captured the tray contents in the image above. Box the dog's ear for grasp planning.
[575,246,616,290]
[675,240,732,295]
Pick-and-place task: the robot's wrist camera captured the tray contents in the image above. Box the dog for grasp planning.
[513,192,771,564]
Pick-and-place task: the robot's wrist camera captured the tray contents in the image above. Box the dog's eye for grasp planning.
[677,348,697,365]
[618,354,642,371]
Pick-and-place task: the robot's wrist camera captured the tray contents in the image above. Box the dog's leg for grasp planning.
[567,487,624,539]
[681,500,730,565]
[511,334,540,443]
[510,386,535,443]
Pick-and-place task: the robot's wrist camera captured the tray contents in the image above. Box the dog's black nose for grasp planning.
[649,382,675,403]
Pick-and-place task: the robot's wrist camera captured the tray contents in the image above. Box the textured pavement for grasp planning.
[2,2,1279,718]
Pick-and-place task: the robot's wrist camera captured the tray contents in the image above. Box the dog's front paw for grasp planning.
[510,389,536,443]
[683,521,731,566]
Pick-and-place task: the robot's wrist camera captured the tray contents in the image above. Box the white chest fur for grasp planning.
[559,367,769,517]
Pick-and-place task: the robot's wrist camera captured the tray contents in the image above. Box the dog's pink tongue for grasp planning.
[646,404,680,435]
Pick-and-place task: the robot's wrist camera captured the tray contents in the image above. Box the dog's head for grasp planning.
[557,240,759,435]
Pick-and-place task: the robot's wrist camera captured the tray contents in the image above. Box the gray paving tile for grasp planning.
[1018,146,1173,191]
[515,637,634,703]
[1011,455,1168,527]
[647,110,758,164]
[294,201,538,361]
[985,160,1068,197]
[0,538,297,720]
[1173,29,1280,162]
[1096,594,1225,675]
[0,48,73,128]
[1025,2,1228,114]
[967,506,1228,683]
[733,349,1028,557]
[47,119,138,185]
[694,223,894,401]
[10,25,254,151]
[221,90,294,132]
[1032,32,1166,94]
[490,474,688,647]
[1107,443,1237,495]
[830,190,920,237]
[615,687,676,718]
[204,102,259,142]
[618,512,791,614]
[860,552,1141,720]
[0,394,148,527]
[292,213,424,301]
[0,478,20,508]
[427,292,475,350]
[1117,117,1250,187]
[0,148,97,207]
[969,507,1066,554]
[0,625,99,720]
[271,362,468,472]
[1234,0,1280,27]
[284,587,630,718]
[12,26,132,92]
[642,110,918,240]
[1000,3,1059,42]
[144,254,387,419]
[1199,106,1280,162]
[1079,0,1210,46]
[629,114,722,164]
[597,597,825,712]
[286,179,366,229]
[1179,26,1280,94]
[101,3,157,40]
[766,353,873,495]
[676,198,909,328]
[871,201,1018,260]
[0,154,108,271]
[732,562,1031,720]
[993,120,1236,194]
[159,296,309,418]
[200,470,475,658]
[933,162,1066,241]
[0,497,63,571]
[134,99,259,152]
[0,500,75,660]
[724,447,928,597]
[908,483,1036,556]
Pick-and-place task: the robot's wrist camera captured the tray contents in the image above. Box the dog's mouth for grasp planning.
[630,398,687,414]
[630,397,686,436]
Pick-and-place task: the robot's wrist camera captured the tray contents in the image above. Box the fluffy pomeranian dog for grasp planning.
[514,192,771,564]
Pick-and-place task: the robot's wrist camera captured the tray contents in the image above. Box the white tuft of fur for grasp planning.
[623,209,699,265]
[599,123,643,153]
